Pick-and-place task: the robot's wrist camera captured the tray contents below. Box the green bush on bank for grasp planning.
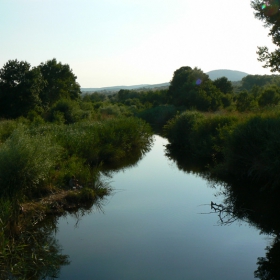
[137,105,177,132]
[221,114,280,189]
[164,111,205,151]
[0,117,153,201]
[53,117,153,165]
[164,111,239,160]
[0,126,62,200]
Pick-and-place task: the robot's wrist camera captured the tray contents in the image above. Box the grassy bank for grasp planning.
[0,116,153,278]
[164,109,280,192]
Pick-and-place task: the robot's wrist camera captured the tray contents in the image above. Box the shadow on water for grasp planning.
[165,144,280,280]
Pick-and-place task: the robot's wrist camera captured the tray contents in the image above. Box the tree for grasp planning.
[251,0,280,72]
[213,77,233,94]
[38,58,81,107]
[258,84,280,107]
[0,60,44,118]
[241,74,280,90]
[236,91,258,112]
[167,66,209,106]
[254,238,280,280]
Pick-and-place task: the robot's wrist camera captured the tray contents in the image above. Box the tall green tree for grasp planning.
[213,76,233,94]
[38,58,81,107]
[167,66,209,106]
[251,0,280,72]
[0,60,44,118]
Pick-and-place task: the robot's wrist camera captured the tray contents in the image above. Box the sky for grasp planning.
[0,0,276,88]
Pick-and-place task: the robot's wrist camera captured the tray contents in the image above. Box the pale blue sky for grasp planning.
[1,0,276,87]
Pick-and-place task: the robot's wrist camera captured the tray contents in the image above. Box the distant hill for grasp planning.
[81,69,249,94]
[206,69,249,81]
[81,82,170,93]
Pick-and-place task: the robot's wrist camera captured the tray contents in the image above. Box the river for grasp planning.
[55,135,268,280]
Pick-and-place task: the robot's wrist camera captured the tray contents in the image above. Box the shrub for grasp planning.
[189,115,238,160]
[164,111,205,151]
[0,126,62,200]
[137,105,177,131]
[0,120,18,143]
[222,115,280,189]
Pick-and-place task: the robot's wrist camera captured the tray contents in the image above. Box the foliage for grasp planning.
[0,60,44,118]
[53,117,153,166]
[258,84,280,107]
[222,114,280,189]
[241,74,280,91]
[0,119,19,143]
[38,58,81,107]
[48,99,88,124]
[235,91,258,112]
[254,238,280,279]
[251,0,280,72]
[0,126,62,200]
[189,115,239,160]
[137,105,177,131]
[164,111,238,160]
[164,111,205,151]
[213,76,233,94]
[167,66,209,106]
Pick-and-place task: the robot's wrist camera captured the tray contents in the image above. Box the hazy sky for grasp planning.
[1,0,276,87]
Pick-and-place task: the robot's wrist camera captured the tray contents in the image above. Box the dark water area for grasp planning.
[55,135,269,280]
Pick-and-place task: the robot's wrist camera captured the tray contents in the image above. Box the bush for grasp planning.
[189,115,238,160]
[137,105,177,131]
[164,111,205,151]
[52,117,153,166]
[0,120,18,143]
[222,115,280,189]
[0,126,62,200]
[49,99,89,124]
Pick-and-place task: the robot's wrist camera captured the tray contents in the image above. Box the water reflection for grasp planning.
[0,214,70,280]
[101,139,154,174]
[0,141,152,280]
[164,143,210,178]
[165,144,280,280]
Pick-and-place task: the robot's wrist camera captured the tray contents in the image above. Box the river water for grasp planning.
[56,135,268,280]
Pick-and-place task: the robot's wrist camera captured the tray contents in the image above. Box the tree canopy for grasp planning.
[251,0,280,72]
[167,66,225,110]
[0,60,44,118]
[38,58,81,107]
[0,59,81,119]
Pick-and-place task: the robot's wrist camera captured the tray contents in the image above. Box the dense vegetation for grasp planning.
[2,1,280,276]
[0,59,154,278]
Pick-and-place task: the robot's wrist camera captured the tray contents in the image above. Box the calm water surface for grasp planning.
[56,135,267,280]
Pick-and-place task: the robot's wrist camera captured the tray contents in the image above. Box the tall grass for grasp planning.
[0,125,62,200]
[0,117,153,199]
[53,117,153,165]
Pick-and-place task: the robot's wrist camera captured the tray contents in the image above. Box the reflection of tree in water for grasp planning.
[0,190,108,279]
[0,214,70,280]
[165,144,280,280]
[254,237,280,280]
[164,144,211,177]
[101,143,152,174]
[208,178,280,280]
